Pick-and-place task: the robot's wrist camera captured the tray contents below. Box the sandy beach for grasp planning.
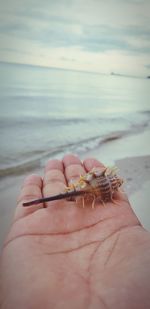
[0,128,150,250]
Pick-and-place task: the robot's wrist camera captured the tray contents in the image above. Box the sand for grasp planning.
[116,156,150,231]
[0,128,150,249]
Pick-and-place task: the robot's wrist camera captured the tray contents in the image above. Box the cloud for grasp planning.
[0,0,150,76]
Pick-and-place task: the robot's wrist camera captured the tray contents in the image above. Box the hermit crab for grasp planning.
[23,166,124,208]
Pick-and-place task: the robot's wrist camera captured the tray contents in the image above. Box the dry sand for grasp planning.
[0,129,150,250]
[116,156,150,231]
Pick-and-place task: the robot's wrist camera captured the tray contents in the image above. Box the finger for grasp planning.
[83,157,105,172]
[14,174,43,221]
[42,159,66,206]
[63,154,86,184]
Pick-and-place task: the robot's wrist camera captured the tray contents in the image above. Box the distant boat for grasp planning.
[110,72,121,76]
[110,72,124,77]
[147,76,150,79]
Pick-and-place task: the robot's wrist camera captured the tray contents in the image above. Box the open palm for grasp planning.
[1,154,150,309]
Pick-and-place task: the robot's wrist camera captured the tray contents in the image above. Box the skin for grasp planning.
[0,154,150,309]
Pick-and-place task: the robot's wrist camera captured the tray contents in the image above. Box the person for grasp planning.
[0,154,150,309]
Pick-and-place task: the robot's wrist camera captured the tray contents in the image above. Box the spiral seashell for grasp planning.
[23,166,123,207]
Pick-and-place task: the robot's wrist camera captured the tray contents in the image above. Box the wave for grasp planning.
[0,160,41,177]
[100,130,129,144]
[0,128,137,178]
[0,110,149,179]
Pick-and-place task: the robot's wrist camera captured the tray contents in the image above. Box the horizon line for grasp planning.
[0,60,106,76]
[0,60,146,79]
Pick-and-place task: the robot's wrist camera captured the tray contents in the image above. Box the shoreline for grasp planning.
[79,127,150,165]
[0,122,149,179]
[0,128,150,249]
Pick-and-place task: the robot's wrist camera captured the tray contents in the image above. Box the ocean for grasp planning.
[0,61,150,177]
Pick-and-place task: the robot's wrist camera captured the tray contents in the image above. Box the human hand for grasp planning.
[1,154,150,309]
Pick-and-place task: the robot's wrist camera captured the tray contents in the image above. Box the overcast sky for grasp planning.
[0,0,150,76]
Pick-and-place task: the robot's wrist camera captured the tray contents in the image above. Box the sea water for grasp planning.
[0,61,150,177]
